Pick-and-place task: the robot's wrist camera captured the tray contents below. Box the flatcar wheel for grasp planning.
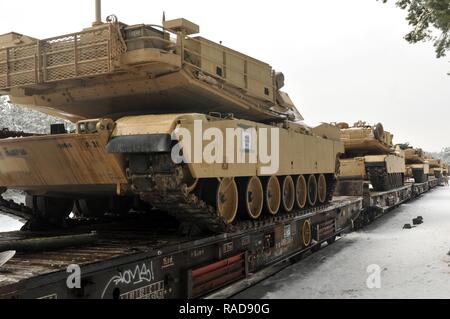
[282,176,295,213]
[264,176,281,216]
[217,178,239,224]
[76,198,109,218]
[307,175,318,207]
[301,219,312,247]
[296,175,308,209]
[244,177,264,220]
[318,174,327,204]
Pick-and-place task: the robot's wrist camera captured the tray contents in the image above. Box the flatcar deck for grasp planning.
[0,197,362,299]
[0,178,444,299]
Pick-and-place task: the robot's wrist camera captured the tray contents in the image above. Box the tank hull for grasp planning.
[0,132,126,195]
[0,115,344,232]
[410,164,430,183]
[339,155,405,191]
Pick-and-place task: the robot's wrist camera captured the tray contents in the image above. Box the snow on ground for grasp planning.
[0,190,25,232]
[2,190,25,205]
[235,187,450,299]
[0,214,23,233]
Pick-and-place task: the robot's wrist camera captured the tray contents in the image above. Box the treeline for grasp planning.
[0,97,74,134]
[428,148,450,165]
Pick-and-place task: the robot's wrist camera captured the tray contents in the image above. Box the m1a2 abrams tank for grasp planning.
[427,158,444,179]
[337,121,405,192]
[399,145,429,183]
[0,1,344,232]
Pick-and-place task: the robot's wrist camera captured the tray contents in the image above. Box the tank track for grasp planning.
[0,177,337,235]
[0,193,33,221]
[0,128,36,139]
[129,154,337,234]
[0,154,337,234]
[366,166,404,192]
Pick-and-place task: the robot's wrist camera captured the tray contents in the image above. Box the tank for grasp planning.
[427,158,444,179]
[398,144,429,183]
[0,4,344,232]
[337,121,406,191]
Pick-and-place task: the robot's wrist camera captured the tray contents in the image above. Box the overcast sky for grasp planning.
[1,0,449,151]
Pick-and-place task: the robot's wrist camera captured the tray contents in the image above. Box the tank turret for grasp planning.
[338,121,393,155]
[0,11,302,123]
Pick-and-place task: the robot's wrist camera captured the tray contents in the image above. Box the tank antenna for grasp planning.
[94,0,102,25]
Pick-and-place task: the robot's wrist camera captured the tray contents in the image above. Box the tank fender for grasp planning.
[107,134,172,154]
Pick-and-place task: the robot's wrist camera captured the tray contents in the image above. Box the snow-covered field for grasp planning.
[235,187,450,299]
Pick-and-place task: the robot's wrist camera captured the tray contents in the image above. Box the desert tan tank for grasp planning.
[427,158,444,179]
[337,121,406,192]
[0,3,344,232]
[396,144,429,183]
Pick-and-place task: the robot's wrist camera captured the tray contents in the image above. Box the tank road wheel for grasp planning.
[27,196,74,225]
[296,175,308,209]
[318,174,327,204]
[301,219,312,247]
[240,177,264,220]
[282,176,296,213]
[264,176,281,216]
[76,198,109,218]
[307,175,318,207]
[217,178,239,224]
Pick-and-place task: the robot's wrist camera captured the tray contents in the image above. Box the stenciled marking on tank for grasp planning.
[83,140,101,149]
[57,143,73,150]
[101,261,155,299]
[2,147,27,157]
